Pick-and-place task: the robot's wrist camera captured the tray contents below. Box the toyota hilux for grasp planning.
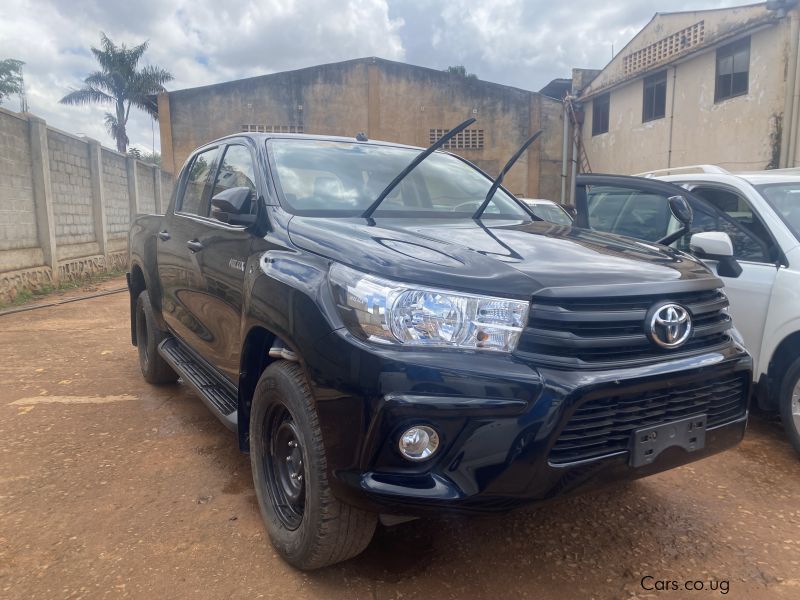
[127,122,752,569]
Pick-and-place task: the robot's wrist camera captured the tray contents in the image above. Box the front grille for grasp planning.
[548,373,748,465]
[514,288,732,367]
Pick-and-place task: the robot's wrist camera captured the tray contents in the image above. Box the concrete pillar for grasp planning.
[153,164,164,214]
[27,116,58,283]
[527,95,542,199]
[86,139,108,264]
[157,92,175,174]
[367,60,381,139]
[126,156,139,220]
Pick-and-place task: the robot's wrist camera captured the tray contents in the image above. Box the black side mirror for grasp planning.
[210,187,257,226]
[656,195,693,246]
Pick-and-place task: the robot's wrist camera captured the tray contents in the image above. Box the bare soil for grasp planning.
[1,276,799,599]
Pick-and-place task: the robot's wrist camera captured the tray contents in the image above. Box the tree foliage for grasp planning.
[445,65,477,80]
[60,33,172,153]
[0,59,24,103]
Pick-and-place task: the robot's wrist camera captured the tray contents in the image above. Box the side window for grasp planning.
[689,186,775,262]
[211,144,257,199]
[586,186,671,241]
[592,93,610,136]
[179,147,218,215]
[715,37,749,102]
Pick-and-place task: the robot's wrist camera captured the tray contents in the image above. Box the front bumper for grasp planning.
[309,330,752,516]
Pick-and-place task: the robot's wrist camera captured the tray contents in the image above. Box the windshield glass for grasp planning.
[757,183,800,240]
[269,139,530,219]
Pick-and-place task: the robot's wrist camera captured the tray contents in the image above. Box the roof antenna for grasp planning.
[355,132,368,142]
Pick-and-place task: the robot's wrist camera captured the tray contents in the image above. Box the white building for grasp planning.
[578,1,799,174]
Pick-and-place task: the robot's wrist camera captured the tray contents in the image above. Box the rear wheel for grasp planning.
[778,357,800,456]
[135,290,177,384]
[250,360,376,569]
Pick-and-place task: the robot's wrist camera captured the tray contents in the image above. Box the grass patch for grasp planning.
[0,268,127,311]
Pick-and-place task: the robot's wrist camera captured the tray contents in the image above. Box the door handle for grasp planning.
[186,240,204,253]
[157,230,170,241]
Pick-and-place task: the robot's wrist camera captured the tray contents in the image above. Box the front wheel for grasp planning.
[135,290,177,385]
[250,360,377,569]
[778,357,800,456]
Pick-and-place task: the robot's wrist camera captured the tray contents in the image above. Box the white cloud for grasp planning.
[0,0,747,153]
[0,0,404,152]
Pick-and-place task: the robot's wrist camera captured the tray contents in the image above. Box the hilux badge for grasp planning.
[647,303,692,349]
[229,258,245,272]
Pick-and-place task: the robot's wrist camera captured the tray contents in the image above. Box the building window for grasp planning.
[429,128,484,150]
[642,70,667,122]
[592,93,610,136]
[715,37,749,102]
[241,124,304,133]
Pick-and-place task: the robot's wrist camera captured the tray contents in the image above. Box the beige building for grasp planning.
[157,57,565,200]
[578,1,799,175]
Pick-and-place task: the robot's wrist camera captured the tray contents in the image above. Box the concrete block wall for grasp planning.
[0,107,174,302]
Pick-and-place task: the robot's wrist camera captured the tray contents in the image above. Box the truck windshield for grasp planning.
[268,139,530,219]
[757,183,800,241]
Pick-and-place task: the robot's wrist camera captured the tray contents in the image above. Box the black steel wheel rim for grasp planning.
[264,404,306,530]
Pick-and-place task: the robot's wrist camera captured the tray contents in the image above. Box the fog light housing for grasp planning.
[398,425,440,461]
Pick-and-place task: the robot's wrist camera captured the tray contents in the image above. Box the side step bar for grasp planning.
[158,337,238,431]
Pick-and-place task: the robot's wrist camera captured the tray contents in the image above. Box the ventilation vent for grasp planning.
[241,124,304,134]
[623,21,705,75]
[429,128,484,150]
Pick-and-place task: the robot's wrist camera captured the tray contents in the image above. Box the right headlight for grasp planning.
[328,263,528,353]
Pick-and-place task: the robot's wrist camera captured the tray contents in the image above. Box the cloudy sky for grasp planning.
[0,0,743,153]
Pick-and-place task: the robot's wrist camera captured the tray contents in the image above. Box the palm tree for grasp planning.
[60,33,173,153]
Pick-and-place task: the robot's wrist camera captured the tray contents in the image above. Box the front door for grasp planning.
[684,183,780,368]
[189,141,260,383]
[157,145,220,354]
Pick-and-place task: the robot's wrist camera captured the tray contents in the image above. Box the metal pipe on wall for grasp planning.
[561,100,569,204]
[780,14,798,166]
[787,12,800,166]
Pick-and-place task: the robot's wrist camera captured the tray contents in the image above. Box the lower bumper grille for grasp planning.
[549,373,748,465]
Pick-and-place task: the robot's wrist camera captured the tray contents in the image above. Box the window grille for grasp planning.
[429,128,484,150]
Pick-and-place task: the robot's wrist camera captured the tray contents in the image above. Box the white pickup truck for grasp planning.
[577,166,800,454]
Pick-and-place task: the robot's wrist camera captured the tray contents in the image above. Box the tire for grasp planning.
[135,290,177,385]
[250,360,377,569]
[779,358,800,456]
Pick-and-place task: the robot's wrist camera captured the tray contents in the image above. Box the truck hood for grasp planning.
[287,217,719,298]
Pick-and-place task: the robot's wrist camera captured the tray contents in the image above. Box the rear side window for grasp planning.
[179,147,218,215]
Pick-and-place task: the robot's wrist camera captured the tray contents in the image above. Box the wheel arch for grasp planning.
[764,330,800,410]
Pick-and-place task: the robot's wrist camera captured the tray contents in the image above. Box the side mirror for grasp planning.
[210,187,257,226]
[690,232,743,278]
[656,196,694,246]
[668,195,693,226]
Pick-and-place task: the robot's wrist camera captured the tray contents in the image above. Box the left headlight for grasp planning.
[329,263,529,352]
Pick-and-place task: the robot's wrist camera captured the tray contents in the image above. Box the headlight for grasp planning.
[329,263,528,352]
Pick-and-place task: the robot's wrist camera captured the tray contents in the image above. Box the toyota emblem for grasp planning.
[647,303,692,349]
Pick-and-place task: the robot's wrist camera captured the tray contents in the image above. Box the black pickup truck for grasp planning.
[128,124,752,569]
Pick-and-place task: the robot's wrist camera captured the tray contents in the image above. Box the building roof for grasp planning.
[579,2,785,99]
[538,78,572,100]
[164,56,546,100]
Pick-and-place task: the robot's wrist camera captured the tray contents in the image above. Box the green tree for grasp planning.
[60,33,173,153]
[0,59,24,103]
[445,65,477,80]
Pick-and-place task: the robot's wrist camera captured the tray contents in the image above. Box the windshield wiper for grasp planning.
[361,117,476,219]
[472,129,543,220]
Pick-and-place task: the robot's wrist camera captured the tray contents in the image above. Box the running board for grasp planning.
[158,337,238,431]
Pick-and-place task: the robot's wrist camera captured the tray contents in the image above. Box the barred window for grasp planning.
[429,128,484,150]
[241,124,304,134]
[623,21,705,76]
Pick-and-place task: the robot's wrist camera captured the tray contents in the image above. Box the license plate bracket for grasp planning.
[629,414,707,468]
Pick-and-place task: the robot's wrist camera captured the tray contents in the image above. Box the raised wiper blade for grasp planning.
[472,129,543,220]
[361,117,476,219]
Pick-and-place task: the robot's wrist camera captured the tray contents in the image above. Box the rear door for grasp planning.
[189,140,261,382]
[157,145,220,352]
